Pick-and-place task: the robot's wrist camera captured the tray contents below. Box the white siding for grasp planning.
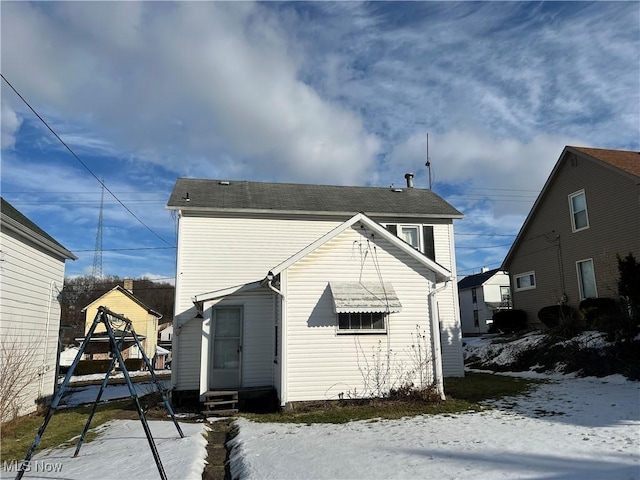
[434,223,464,376]
[205,291,275,389]
[0,228,67,421]
[173,212,464,391]
[173,215,341,390]
[283,225,437,403]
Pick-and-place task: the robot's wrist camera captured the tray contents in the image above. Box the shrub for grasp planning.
[489,309,527,334]
[579,297,622,329]
[537,305,579,329]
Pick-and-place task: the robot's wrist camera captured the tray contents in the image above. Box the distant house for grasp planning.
[502,146,640,326]
[82,280,162,364]
[0,197,76,421]
[166,175,465,408]
[158,323,173,350]
[458,268,511,336]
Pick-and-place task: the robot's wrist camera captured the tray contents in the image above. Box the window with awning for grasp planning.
[329,282,401,332]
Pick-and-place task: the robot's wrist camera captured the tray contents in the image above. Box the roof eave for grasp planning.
[1,213,77,260]
[165,205,463,219]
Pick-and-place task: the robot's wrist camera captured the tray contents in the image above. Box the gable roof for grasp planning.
[502,145,639,269]
[82,285,163,318]
[457,268,502,290]
[193,212,453,304]
[166,178,463,219]
[269,212,452,281]
[1,197,77,260]
[569,146,640,179]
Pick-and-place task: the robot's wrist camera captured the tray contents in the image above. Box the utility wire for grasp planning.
[1,74,174,247]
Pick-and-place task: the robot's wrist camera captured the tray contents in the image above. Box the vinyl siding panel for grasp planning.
[205,291,275,388]
[173,212,464,391]
[508,155,640,323]
[0,227,67,420]
[283,226,437,403]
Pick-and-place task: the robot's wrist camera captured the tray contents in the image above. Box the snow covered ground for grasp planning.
[5,369,638,480]
[10,420,207,480]
[229,373,640,480]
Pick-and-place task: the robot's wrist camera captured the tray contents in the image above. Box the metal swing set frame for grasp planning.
[15,306,184,480]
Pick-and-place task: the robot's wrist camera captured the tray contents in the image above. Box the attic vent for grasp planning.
[570,154,578,168]
[219,181,230,186]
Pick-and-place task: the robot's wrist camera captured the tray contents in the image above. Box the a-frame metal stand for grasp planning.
[16,306,184,480]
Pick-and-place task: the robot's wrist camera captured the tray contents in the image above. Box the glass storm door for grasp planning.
[210,307,242,389]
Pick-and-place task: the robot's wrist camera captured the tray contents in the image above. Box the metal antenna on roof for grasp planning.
[425,133,432,190]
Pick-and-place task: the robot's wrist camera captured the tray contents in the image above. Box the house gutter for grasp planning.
[429,279,450,401]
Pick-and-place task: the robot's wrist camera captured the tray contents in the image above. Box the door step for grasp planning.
[203,390,238,416]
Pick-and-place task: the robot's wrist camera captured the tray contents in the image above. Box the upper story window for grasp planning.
[569,190,589,232]
[385,224,436,261]
[400,225,420,249]
[514,271,536,291]
[471,287,477,303]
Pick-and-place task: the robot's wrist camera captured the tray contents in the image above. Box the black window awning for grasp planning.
[329,282,402,313]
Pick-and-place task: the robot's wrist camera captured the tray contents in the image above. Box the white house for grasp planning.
[0,197,76,422]
[458,268,511,336]
[166,176,464,408]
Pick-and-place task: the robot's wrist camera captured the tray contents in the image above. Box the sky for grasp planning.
[1,1,639,283]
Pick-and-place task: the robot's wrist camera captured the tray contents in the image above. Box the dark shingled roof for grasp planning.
[457,268,502,290]
[1,197,76,259]
[167,178,463,218]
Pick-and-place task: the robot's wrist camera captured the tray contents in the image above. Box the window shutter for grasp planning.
[385,224,397,235]
[423,225,435,261]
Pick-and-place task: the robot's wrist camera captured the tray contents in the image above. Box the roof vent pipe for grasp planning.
[404,173,414,188]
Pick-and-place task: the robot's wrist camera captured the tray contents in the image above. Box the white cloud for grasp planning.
[1,101,22,149]
[387,129,585,216]
[1,2,380,184]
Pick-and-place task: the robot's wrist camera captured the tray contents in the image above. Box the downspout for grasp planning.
[429,279,450,401]
[39,281,56,399]
[266,271,286,406]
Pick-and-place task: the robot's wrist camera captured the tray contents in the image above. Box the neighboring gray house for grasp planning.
[502,146,640,326]
[166,175,465,408]
[458,268,511,336]
[0,197,76,421]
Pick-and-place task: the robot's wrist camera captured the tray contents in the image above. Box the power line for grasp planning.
[72,246,176,252]
[1,74,174,247]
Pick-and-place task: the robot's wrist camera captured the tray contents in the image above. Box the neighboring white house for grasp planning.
[458,268,511,336]
[0,197,76,422]
[166,176,465,407]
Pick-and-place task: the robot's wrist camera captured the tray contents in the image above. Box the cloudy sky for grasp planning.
[1,1,639,283]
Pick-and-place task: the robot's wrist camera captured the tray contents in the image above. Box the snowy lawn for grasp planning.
[5,373,638,480]
[229,373,640,480]
[9,420,207,480]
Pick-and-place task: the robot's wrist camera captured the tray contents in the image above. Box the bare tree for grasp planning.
[0,332,44,424]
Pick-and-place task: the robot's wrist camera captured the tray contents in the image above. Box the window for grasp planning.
[577,259,597,299]
[500,286,511,307]
[338,312,386,331]
[569,190,589,231]
[385,223,436,261]
[514,272,536,291]
[473,310,479,328]
[400,225,420,249]
[471,287,477,303]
